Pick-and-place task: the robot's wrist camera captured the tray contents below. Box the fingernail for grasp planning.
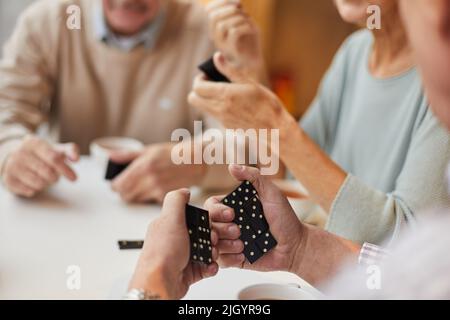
[218,52,226,64]
[228,225,239,234]
[223,210,233,220]
[231,164,245,171]
[180,188,191,196]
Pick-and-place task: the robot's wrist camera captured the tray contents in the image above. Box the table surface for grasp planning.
[0,157,318,300]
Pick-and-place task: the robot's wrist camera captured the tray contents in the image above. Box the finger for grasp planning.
[192,73,229,99]
[217,239,244,254]
[109,150,142,164]
[216,15,248,40]
[228,23,254,41]
[188,92,219,116]
[213,222,240,240]
[228,164,264,194]
[211,229,219,246]
[112,161,146,192]
[33,143,77,181]
[6,176,36,198]
[203,195,226,208]
[209,4,244,37]
[217,253,245,268]
[212,247,219,261]
[135,187,166,204]
[202,263,219,279]
[161,189,191,223]
[204,196,235,223]
[193,262,219,283]
[134,190,153,204]
[29,153,59,184]
[213,51,248,83]
[206,0,240,12]
[15,167,47,191]
[119,185,143,203]
[55,143,80,162]
[192,72,252,99]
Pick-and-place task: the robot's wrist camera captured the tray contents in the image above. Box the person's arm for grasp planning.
[189,52,348,212]
[0,3,81,197]
[0,1,58,173]
[190,50,450,245]
[291,223,361,285]
[205,165,360,286]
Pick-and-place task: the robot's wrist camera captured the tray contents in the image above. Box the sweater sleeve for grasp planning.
[0,0,60,175]
[327,109,450,245]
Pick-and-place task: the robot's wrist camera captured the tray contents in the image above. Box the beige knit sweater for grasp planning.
[0,0,214,173]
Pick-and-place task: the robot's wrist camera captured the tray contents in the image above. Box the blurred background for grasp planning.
[0,0,355,118]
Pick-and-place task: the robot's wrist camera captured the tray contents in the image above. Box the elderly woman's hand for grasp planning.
[206,0,266,82]
[189,52,293,133]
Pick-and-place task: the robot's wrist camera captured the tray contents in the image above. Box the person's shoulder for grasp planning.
[19,0,79,23]
[324,29,372,80]
[339,29,373,57]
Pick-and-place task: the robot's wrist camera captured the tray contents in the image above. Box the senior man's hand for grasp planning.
[129,189,219,300]
[110,143,206,203]
[2,135,79,197]
[204,164,306,273]
[206,165,362,285]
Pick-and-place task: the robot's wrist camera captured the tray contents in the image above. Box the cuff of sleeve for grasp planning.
[358,243,390,267]
[326,174,394,245]
[0,138,23,177]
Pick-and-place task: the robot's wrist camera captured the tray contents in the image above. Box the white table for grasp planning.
[0,157,317,300]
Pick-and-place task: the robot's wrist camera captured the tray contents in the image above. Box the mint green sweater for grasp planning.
[301,30,450,245]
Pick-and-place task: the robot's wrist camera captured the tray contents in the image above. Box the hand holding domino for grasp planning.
[198,56,231,83]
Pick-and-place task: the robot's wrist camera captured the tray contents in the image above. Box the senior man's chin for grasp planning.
[104,0,160,36]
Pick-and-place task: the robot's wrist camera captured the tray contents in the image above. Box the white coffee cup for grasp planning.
[90,137,144,171]
[238,283,318,300]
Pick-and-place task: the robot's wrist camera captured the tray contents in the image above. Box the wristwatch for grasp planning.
[123,289,161,300]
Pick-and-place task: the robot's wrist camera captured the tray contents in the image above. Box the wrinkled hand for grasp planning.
[204,164,305,273]
[189,52,290,131]
[2,135,79,197]
[130,189,219,300]
[206,0,265,81]
[111,143,206,203]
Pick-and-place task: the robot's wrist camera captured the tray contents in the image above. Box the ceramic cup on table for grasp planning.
[89,137,144,177]
[238,283,318,300]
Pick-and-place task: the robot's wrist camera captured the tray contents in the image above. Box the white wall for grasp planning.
[0,0,36,51]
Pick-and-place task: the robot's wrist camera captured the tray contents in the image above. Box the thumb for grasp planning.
[161,189,192,223]
[55,143,80,162]
[213,51,249,84]
[228,164,285,204]
[109,150,142,164]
